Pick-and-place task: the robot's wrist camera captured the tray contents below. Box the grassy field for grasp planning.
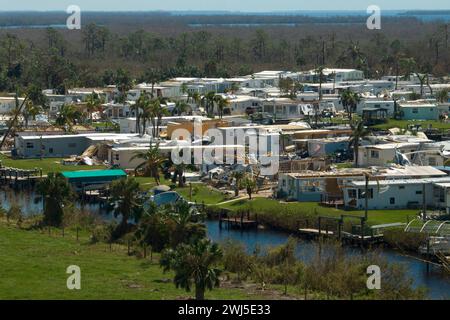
[0,154,106,174]
[372,119,450,130]
[216,198,417,226]
[136,176,228,205]
[0,223,267,300]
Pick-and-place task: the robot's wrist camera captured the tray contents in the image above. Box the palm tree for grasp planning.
[166,201,204,246]
[436,88,449,103]
[243,174,257,200]
[37,172,74,227]
[109,177,142,235]
[349,121,370,168]
[172,163,186,187]
[160,239,222,300]
[192,92,201,108]
[173,100,189,116]
[214,95,230,119]
[340,89,361,121]
[115,68,133,103]
[55,104,81,132]
[134,92,151,135]
[131,142,165,184]
[399,57,416,81]
[230,171,245,197]
[0,85,47,150]
[85,92,101,123]
[23,99,42,129]
[205,91,216,117]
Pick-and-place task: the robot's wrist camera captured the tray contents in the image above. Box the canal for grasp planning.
[205,220,450,300]
[1,187,449,299]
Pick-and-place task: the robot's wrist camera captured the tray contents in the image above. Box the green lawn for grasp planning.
[217,198,417,226]
[373,119,450,130]
[0,223,264,300]
[136,176,228,205]
[0,154,106,175]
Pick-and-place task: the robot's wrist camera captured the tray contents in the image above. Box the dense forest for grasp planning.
[0,12,449,94]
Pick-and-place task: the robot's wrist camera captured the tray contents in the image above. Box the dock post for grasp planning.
[360,219,365,246]
[318,217,321,239]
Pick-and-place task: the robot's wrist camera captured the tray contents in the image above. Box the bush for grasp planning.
[90,223,116,244]
[6,205,23,223]
[221,240,253,282]
[383,229,427,252]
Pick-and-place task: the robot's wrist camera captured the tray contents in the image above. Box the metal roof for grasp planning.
[61,169,127,179]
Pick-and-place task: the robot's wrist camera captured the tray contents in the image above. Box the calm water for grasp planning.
[0,187,114,220]
[205,220,450,300]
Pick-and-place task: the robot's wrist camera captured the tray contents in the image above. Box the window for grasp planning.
[68,143,77,148]
[49,148,53,154]
[115,154,119,161]
[428,157,436,166]
[412,108,418,114]
[348,189,357,199]
[390,197,396,204]
[416,190,422,195]
[370,150,379,159]
[26,142,34,149]
[289,105,297,113]
[399,186,405,190]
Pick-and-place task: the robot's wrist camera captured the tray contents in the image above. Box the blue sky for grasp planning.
[1,0,449,11]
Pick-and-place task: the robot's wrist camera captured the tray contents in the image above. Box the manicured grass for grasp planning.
[136,176,228,205]
[0,223,264,300]
[176,184,229,205]
[372,119,450,130]
[0,154,106,174]
[217,198,417,226]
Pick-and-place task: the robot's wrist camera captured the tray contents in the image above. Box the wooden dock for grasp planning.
[0,167,45,188]
[219,211,258,230]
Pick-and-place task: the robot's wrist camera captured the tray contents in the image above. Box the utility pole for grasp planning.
[364,174,369,221]
[422,183,427,221]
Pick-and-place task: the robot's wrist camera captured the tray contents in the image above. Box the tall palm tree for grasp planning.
[243,174,257,200]
[109,177,142,235]
[130,142,165,184]
[134,92,151,135]
[160,239,222,300]
[37,172,74,227]
[340,89,361,121]
[205,91,216,117]
[192,92,201,108]
[0,85,47,149]
[230,171,245,197]
[214,95,230,119]
[349,121,370,168]
[85,92,101,123]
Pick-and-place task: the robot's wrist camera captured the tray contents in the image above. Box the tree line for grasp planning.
[0,16,449,95]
